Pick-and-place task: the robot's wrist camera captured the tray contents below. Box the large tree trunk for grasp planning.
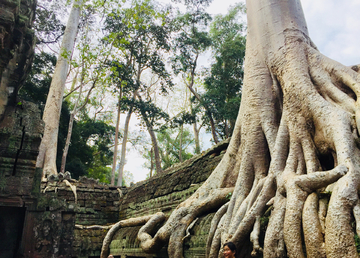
[193,122,201,154]
[178,124,183,163]
[191,103,201,154]
[36,0,83,179]
[101,0,360,257]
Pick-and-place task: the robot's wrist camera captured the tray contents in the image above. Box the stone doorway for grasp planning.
[0,206,26,258]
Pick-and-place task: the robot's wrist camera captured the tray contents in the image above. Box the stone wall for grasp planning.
[33,177,127,258]
[0,0,37,117]
[0,101,43,196]
[108,140,229,258]
[0,1,39,255]
[0,103,227,258]
[0,101,43,258]
[29,140,228,258]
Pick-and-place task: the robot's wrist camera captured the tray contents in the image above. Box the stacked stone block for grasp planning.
[38,178,127,258]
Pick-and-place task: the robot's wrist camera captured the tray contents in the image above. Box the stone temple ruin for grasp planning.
[0,1,229,256]
[1,111,227,257]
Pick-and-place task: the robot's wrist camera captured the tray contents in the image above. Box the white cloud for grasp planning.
[302,0,360,65]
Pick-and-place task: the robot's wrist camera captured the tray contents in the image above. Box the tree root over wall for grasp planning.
[102,1,360,257]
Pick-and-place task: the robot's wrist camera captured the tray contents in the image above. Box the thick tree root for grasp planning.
[64,179,77,204]
[250,216,262,256]
[138,187,233,258]
[303,193,326,258]
[206,203,228,257]
[182,217,199,241]
[114,2,360,257]
[100,213,163,258]
[263,194,286,258]
[75,224,113,230]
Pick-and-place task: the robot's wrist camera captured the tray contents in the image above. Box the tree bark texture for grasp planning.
[128,0,360,257]
[111,89,122,185]
[36,0,83,179]
[117,104,133,186]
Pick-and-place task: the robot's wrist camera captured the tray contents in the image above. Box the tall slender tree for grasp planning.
[117,101,134,186]
[36,0,84,179]
[171,0,218,143]
[104,0,173,176]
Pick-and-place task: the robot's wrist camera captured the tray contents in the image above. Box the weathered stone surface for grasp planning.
[108,140,228,257]
[35,178,127,258]
[24,140,227,258]
[118,140,228,220]
[0,101,43,196]
[1,120,226,258]
[109,213,216,258]
[0,0,37,117]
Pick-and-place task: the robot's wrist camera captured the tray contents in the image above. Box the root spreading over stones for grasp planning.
[103,1,360,257]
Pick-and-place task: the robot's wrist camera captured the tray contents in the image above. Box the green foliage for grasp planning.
[143,127,195,170]
[170,111,196,128]
[88,164,111,184]
[173,0,213,13]
[19,52,57,107]
[354,234,360,254]
[135,99,170,130]
[103,0,174,94]
[203,4,246,139]
[34,5,65,45]
[64,117,115,180]
[0,173,7,192]
[226,192,232,200]
[171,1,212,75]
[103,0,174,173]
[26,0,247,183]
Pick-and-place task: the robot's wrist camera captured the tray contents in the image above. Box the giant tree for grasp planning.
[102,0,360,257]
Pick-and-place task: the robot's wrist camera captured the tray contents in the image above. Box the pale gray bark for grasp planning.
[147,124,162,174]
[60,74,82,174]
[150,147,154,177]
[111,89,122,185]
[100,214,162,258]
[36,0,83,179]
[178,124,183,163]
[117,104,133,186]
[192,120,201,154]
[60,63,103,174]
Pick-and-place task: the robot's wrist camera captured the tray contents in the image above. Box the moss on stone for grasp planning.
[354,234,360,254]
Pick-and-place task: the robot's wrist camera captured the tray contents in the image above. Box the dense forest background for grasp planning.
[23,0,246,185]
